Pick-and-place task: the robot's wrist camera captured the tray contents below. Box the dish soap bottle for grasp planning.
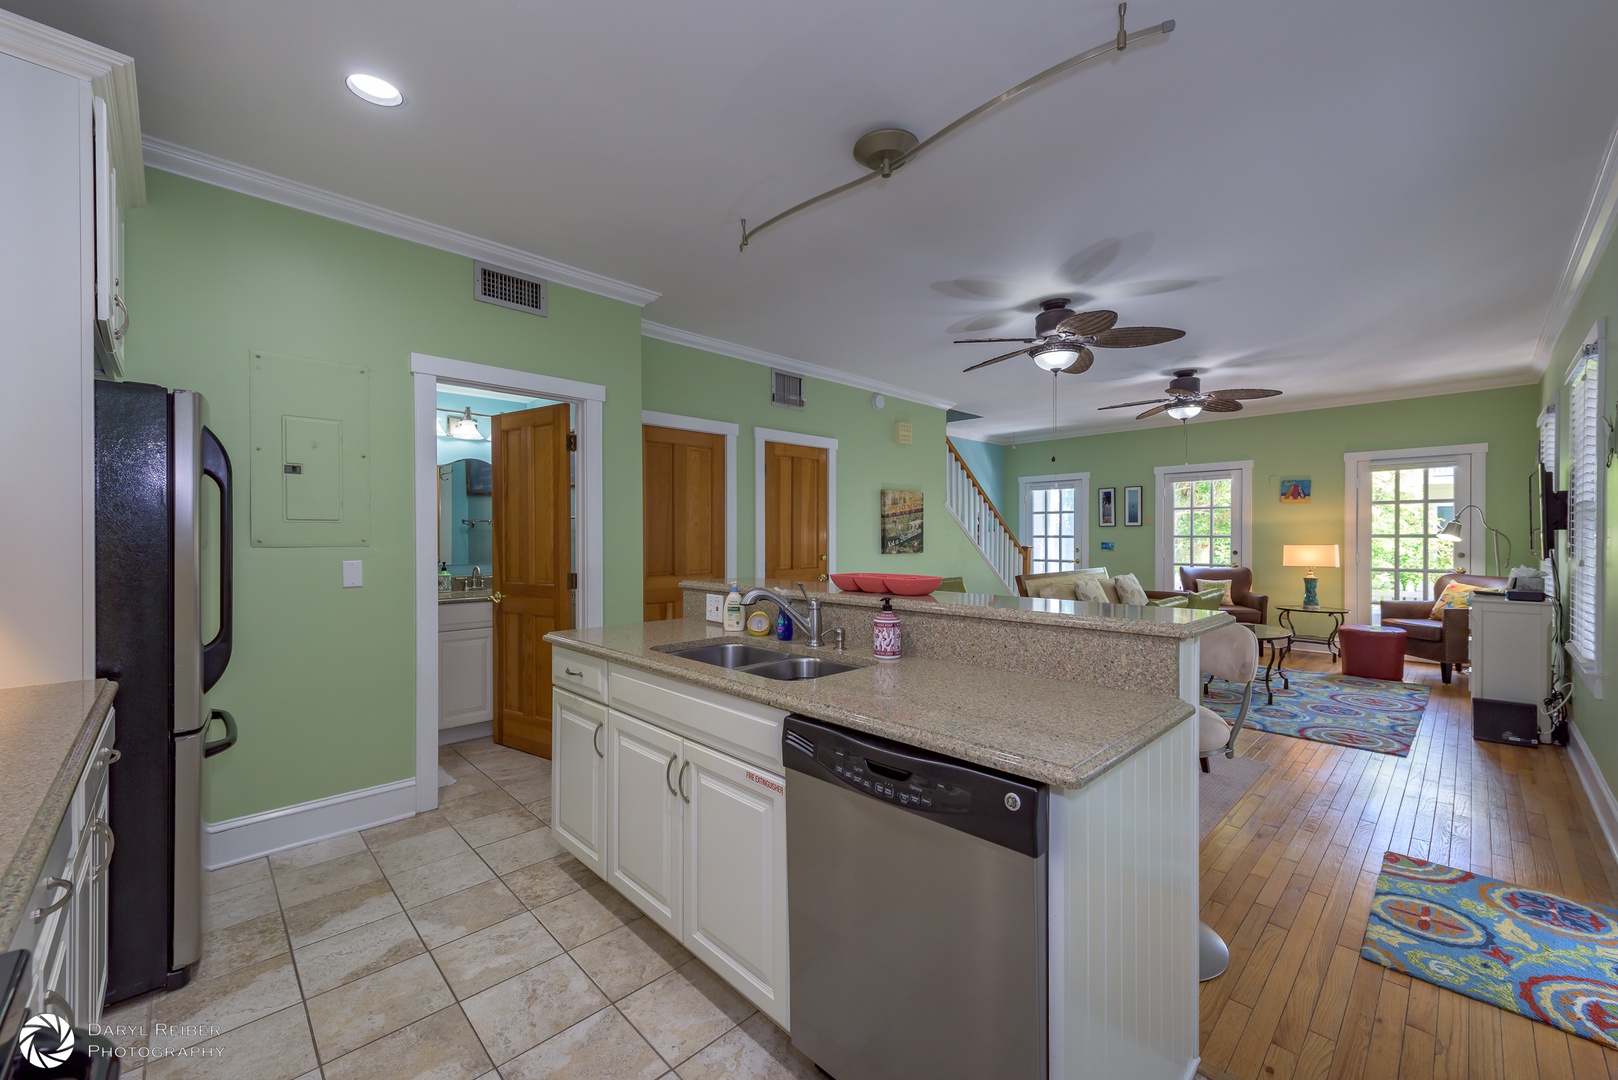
[873,598,901,662]
[724,582,744,632]
[438,562,451,593]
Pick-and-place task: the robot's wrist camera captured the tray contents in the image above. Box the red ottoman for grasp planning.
[1341,624,1406,680]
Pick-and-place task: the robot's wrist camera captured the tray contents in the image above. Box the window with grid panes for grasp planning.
[1568,349,1602,671]
[1027,485,1078,574]
[1170,477,1234,570]
[1367,465,1457,606]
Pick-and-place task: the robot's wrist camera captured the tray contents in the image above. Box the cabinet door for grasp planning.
[682,741,789,1028]
[439,626,494,728]
[606,710,683,936]
[84,780,111,1026]
[551,689,607,877]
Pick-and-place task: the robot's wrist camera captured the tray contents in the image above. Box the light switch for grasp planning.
[342,560,363,588]
[705,593,724,623]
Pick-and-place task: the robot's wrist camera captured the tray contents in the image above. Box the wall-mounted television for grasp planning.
[1532,465,1568,558]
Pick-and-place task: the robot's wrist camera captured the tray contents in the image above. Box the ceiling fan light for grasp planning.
[1031,343,1080,371]
[1165,402,1204,420]
[450,407,484,440]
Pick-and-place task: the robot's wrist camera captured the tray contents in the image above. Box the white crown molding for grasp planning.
[978,369,1541,444]
[1533,116,1618,375]
[641,320,956,412]
[142,137,660,308]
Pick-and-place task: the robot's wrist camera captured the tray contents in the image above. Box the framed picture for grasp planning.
[1280,478,1311,503]
[880,489,924,554]
[1123,485,1144,527]
[1098,487,1116,527]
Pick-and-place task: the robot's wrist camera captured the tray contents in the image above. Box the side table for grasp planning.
[1250,624,1294,704]
[1276,603,1350,661]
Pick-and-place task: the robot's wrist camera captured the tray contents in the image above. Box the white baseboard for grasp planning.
[1180,1057,1202,1080]
[203,778,417,869]
[439,721,492,746]
[1567,722,1618,869]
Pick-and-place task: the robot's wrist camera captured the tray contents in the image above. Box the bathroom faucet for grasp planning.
[739,582,825,647]
[471,566,484,589]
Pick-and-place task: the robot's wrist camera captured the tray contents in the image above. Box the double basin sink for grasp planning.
[660,642,861,682]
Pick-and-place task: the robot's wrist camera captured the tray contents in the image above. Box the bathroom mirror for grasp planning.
[438,458,494,575]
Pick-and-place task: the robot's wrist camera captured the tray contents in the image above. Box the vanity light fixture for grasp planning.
[449,407,484,440]
[435,414,447,437]
[345,73,403,107]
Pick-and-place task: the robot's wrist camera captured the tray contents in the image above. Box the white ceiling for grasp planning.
[15,0,1618,440]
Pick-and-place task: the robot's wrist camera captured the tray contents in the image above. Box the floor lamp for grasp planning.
[1433,504,1511,576]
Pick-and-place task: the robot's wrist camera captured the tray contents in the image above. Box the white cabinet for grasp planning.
[607,710,685,937]
[1471,596,1555,704]
[439,601,494,730]
[551,689,607,878]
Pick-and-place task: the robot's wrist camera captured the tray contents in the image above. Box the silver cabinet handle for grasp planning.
[564,667,584,677]
[94,820,115,880]
[31,877,73,922]
[593,724,604,758]
[43,990,74,1029]
[97,747,121,768]
[678,761,692,804]
[665,755,678,797]
[111,293,129,341]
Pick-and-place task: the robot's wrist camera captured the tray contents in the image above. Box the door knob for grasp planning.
[489,592,503,604]
[820,555,827,562]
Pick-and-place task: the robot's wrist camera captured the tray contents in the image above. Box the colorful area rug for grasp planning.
[1361,852,1618,1047]
[1205,671,1427,756]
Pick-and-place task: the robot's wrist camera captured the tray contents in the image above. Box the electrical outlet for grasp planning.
[705,593,724,623]
[342,560,363,588]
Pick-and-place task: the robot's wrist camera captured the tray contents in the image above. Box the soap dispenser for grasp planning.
[873,597,901,661]
[724,581,745,632]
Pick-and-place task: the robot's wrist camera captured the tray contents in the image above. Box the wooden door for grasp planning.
[763,442,828,581]
[643,425,726,620]
[551,688,607,877]
[492,403,572,757]
[607,710,684,937]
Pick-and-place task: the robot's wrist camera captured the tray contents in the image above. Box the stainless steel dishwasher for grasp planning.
[784,715,1048,1080]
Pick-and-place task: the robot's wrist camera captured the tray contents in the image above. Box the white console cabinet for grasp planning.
[1470,596,1554,705]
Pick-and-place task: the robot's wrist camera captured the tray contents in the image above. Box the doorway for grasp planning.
[1016,472,1091,574]
[1153,461,1254,590]
[642,414,736,619]
[755,428,837,582]
[411,353,606,813]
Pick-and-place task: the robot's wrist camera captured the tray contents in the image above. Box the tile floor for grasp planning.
[103,738,818,1080]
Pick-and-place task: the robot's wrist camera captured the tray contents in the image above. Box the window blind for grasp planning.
[1568,356,1600,668]
[1538,405,1557,471]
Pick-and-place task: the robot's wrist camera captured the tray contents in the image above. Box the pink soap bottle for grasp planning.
[873,597,901,662]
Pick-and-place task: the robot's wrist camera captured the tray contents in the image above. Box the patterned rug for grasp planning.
[1361,852,1618,1048]
[1205,671,1428,756]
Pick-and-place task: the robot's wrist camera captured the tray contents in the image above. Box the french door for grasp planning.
[1347,448,1479,624]
[1018,474,1090,575]
[1155,463,1252,590]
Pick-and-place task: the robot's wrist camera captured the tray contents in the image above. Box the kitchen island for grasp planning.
[546,581,1230,1080]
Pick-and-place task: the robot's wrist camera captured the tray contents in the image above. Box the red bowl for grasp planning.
[852,574,890,593]
[883,574,944,596]
[828,573,862,591]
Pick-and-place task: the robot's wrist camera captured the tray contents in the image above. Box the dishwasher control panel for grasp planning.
[783,716,1047,857]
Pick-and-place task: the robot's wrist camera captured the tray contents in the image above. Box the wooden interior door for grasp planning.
[643,425,726,620]
[764,441,828,582]
[492,403,572,757]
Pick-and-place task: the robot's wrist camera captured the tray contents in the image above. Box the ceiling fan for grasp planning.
[1099,369,1282,420]
[956,298,1186,375]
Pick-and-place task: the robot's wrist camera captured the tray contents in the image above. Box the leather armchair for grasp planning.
[1378,572,1507,683]
[1178,567,1268,624]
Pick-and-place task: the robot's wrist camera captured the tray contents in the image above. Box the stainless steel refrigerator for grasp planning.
[94,381,238,1003]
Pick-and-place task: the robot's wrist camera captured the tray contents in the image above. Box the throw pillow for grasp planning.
[1201,578,1235,606]
[1113,572,1149,605]
[1071,578,1110,604]
[1431,581,1480,619]
[1036,585,1073,601]
[1189,587,1226,610]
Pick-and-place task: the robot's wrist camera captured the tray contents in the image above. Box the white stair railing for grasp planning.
[945,440,1030,594]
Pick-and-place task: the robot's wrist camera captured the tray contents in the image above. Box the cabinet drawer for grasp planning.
[553,648,608,703]
[608,668,785,770]
[439,600,494,631]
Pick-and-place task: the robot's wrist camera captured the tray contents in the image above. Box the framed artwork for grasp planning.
[1123,485,1144,527]
[1098,486,1116,527]
[880,489,924,553]
[1280,478,1311,503]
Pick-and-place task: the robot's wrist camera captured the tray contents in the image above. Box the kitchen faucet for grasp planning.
[739,583,826,647]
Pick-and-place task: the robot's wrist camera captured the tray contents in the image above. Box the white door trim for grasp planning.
[411,352,607,813]
[1016,472,1093,570]
[643,411,739,580]
[1342,443,1488,625]
[1153,460,1255,591]
[754,427,838,580]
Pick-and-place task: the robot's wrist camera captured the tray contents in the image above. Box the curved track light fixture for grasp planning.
[738,3,1176,251]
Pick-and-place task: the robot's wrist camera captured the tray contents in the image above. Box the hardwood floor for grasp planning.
[1198,650,1618,1080]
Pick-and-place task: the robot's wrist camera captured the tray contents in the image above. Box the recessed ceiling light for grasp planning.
[345,73,402,107]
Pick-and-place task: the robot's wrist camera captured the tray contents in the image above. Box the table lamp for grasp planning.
[1282,544,1340,608]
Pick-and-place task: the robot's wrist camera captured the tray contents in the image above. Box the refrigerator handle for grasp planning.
[204,708,238,758]
[201,426,233,692]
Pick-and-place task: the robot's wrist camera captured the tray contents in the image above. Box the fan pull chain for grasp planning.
[1051,372,1059,463]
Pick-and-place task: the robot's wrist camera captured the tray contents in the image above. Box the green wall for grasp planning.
[1540,232,1618,793]
[125,170,645,821]
[1000,385,1541,607]
[642,337,1001,594]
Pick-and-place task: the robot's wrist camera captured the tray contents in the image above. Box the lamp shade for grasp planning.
[1282,544,1340,568]
[1433,519,1464,542]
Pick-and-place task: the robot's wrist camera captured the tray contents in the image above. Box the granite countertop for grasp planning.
[681,578,1229,640]
[0,680,117,948]
[547,622,1194,790]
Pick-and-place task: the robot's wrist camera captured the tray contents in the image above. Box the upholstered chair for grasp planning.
[1378,572,1508,683]
[1178,567,1268,624]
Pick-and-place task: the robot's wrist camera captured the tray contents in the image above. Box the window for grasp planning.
[1018,474,1090,575]
[1154,462,1253,590]
[1567,325,1604,679]
[1366,464,1457,606]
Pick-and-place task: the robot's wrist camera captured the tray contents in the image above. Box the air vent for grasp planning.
[474,261,548,316]
[771,370,805,409]
[785,731,815,757]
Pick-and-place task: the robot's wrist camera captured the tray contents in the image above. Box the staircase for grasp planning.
[945,440,1030,593]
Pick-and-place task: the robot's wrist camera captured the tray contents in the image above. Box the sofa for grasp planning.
[1378,572,1507,683]
[1177,567,1268,624]
[1015,567,1189,605]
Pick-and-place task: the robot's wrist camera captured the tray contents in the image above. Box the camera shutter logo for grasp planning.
[19,1012,75,1068]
